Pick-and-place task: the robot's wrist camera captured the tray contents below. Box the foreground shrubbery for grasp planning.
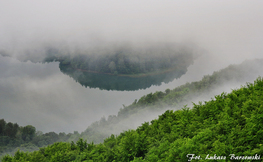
[3,77,263,161]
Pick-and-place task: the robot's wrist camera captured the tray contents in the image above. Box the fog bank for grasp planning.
[0,1,262,63]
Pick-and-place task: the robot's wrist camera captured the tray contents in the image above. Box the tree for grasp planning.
[4,122,14,138]
[0,119,6,135]
[21,125,36,141]
[76,138,87,152]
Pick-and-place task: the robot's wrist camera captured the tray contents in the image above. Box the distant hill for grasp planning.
[44,43,198,76]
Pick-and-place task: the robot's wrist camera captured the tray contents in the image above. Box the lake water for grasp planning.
[0,53,261,133]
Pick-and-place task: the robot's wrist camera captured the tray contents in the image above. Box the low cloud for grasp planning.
[0,1,262,63]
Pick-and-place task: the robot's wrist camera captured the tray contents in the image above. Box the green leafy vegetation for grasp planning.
[0,120,79,158]
[2,77,263,161]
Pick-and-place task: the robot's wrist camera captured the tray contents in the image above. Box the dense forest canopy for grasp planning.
[2,77,263,161]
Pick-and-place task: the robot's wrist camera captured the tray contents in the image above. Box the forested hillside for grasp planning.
[76,58,263,143]
[2,77,263,161]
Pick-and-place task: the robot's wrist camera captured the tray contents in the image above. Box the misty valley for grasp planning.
[1,51,263,161]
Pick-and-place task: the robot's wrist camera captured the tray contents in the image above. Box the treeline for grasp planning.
[3,77,263,161]
[0,120,37,155]
[0,120,81,157]
[44,44,196,75]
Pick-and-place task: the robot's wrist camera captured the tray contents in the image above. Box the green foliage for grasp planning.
[3,77,263,161]
[21,125,36,141]
[0,121,73,158]
[76,138,87,152]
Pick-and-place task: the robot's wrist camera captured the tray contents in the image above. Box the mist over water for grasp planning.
[0,1,263,133]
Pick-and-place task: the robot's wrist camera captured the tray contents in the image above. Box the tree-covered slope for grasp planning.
[77,58,263,143]
[3,77,263,161]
